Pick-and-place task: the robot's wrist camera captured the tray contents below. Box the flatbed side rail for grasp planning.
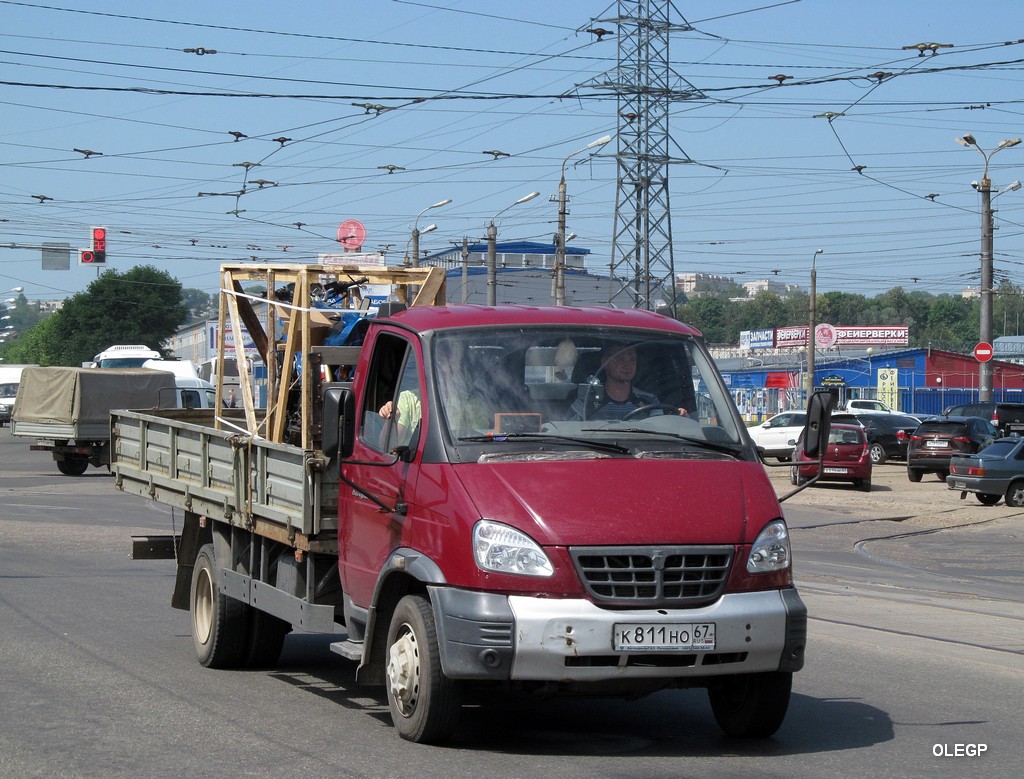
[110,408,337,539]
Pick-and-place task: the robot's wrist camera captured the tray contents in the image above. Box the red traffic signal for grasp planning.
[80,226,107,265]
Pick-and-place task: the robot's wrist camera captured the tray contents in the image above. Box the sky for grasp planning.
[2,0,1024,307]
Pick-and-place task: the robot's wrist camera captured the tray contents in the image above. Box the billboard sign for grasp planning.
[740,329,775,350]
[774,324,909,348]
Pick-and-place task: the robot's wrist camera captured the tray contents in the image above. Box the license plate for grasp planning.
[952,480,967,489]
[823,466,848,474]
[926,440,949,449]
[613,622,716,652]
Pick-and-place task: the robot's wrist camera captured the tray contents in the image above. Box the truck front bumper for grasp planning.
[430,587,806,683]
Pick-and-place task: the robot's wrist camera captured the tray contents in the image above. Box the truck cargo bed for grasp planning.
[111,408,338,551]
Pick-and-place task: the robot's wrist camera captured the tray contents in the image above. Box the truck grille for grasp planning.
[569,545,733,607]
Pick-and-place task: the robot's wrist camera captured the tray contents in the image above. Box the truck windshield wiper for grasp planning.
[581,427,742,458]
[458,433,631,455]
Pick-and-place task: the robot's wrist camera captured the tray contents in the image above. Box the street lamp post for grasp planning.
[409,198,452,267]
[486,192,540,306]
[554,134,612,305]
[805,248,823,405]
[955,134,1022,401]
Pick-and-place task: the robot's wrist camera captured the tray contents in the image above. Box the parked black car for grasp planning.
[907,416,998,482]
[941,401,1024,435]
[858,413,922,464]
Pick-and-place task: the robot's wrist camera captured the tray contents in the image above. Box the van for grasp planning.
[0,364,37,426]
[92,344,162,368]
[142,358,200,381]
[197,355,250,390]
[172,376,217,409]
[150,375,218,409]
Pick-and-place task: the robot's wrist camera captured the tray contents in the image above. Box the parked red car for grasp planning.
[791,423,872,491]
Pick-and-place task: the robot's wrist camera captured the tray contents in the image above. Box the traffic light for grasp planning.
[79,226,107,265]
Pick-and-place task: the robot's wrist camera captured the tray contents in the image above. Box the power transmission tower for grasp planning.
[593,1,701,310]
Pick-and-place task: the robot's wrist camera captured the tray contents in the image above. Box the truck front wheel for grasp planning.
[190,544,246,668]
[708,671,792,738]
[385,594,461,744]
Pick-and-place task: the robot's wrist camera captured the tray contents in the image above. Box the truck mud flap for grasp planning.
[130,535,177,560]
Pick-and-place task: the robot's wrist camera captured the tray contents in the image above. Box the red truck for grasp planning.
[112,263,814,744]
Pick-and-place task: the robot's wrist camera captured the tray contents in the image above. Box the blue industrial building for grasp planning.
[719,347,1024,421]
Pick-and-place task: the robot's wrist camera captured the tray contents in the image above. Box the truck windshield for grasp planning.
[432,327,744,456]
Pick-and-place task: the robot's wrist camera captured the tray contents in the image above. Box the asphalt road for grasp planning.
[0,430,1020,778]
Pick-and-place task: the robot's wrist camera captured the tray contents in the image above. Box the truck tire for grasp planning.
[190,544,246,669]
[56,456,89,476]
[385,594,461,744]
[242,608,291,668]
[708,671,792,738]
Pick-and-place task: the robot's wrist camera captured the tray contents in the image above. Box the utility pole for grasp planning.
[461,236,469,304]
[486,192,539,307]
[955,134,1021,401]
[805,249,823,404]
[979,175,994,401]
[555,135,612,305]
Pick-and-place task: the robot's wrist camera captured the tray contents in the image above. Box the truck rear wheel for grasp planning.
[708,671,792,738]
[385,594,461,744]
[56,456,89,476]
[190,544,246,668]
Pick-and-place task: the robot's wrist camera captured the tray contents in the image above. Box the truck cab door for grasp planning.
[339,332,424,604]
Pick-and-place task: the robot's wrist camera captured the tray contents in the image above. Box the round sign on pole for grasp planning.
[337,219,366,251]
[974,342,994,363]
[814,323,837,349]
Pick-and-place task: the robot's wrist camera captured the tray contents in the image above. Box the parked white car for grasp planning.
[842,399,895,415]
[748,411,807,460]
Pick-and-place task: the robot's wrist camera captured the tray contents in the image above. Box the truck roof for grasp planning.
[382,304,702,336]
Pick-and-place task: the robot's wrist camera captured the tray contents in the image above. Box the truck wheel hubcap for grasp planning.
[387,626,420,714]
[194,568,213,645]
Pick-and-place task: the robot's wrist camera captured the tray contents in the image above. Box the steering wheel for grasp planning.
[622,403,680,421]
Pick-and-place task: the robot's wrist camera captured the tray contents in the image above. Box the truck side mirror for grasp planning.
[802,391,834,459]
[322,385,355,459]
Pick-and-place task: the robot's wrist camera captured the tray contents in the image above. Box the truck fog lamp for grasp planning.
[473,520,554,577]
[747,519,791,573]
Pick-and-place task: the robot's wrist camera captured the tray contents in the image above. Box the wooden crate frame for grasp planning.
[213,263,446,450]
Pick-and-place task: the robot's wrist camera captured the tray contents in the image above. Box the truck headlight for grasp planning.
[473,520,553,577]
[746,519,791,573]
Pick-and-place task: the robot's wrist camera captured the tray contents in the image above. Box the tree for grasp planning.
[993,280,1024,339]
[677,296,729,343]
[921,295,977,350]
[2,292,46,333]
[181,288,214,323]
[0,313,64,365]
[48,266,189,366]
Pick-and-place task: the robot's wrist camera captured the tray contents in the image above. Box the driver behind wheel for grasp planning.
[568,344,687,421]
